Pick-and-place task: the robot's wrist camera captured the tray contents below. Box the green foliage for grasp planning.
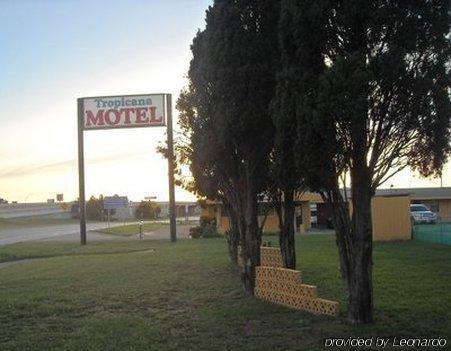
[287,0,451,190]
[177,1,282,288]
[189,222,221,239]
[86,196,105,221]
[262,231,279,237]
[176,0,281,200]
[134,201,161,220]
[276,0,451,324]
[200,215,216,227]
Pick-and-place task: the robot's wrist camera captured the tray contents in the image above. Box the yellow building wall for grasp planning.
[219,216,230,232]
[210,195,411,241]
[200,205,216,221]
[371,196,411,241]
[438,200,451,220]
[217,213,280,233]
[217,205,309,234]
[301,202,311,231]
[260,213,280,232]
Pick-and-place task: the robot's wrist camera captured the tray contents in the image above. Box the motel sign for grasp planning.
[83,94,166,129]
[77,94,176,245]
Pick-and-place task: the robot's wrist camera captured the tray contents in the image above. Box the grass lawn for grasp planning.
[0,218,79,230]
[0,235,450,350]
[94,222,167,236]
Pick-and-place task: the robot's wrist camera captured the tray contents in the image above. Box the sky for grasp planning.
[0,0,211,203]
[0,0,449,204]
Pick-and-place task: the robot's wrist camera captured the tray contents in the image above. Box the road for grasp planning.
[0,223,193,246]
[0,222,118,246]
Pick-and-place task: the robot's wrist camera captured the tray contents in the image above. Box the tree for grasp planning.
[176,0,280,293]
[270,0,317,269]
[82,195,117,221]
[287,0,450,324]
[265,131,303,270]
[135,201,161,220]
[176,53,244,265]
[206,0,280,294]
[86,195,105,221]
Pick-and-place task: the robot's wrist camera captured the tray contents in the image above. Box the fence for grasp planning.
[412,217,451,246]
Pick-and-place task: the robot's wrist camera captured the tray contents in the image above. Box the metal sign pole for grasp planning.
[77,98,87,245]
[166,94,177,242]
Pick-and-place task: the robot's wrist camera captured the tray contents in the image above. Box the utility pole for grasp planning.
[166,94,177,242]
[77,98,87,245]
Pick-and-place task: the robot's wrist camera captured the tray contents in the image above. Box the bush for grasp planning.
[200,216,216,227]
[189,226,203,239]
[262,231,279,237]
[202,223,221,238]
[189,223,221,239]
[86,196,112,221]
[135,201,161,220]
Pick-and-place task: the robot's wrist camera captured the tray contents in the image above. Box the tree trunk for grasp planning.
[241,174,261,295]
[327,186,352,297]
[225,203,240,265]
[279,189,296,269]
[327,173,373,325]
[348,169,373,324]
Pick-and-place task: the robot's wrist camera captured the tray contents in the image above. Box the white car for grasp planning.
[410,204,437,224]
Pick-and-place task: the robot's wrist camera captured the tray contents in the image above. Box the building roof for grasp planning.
[375,187,451,200]
[199,187,451,205]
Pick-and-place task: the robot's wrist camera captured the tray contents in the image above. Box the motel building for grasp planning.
[375,187,451,221]
[200,187,451,242]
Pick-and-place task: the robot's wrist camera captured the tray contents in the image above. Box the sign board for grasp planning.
[77,93,177,245]
[81,94,166,130]
[56,194,64,202]
[104,196,129,210]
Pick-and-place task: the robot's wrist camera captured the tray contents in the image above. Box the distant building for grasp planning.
[375,187,451,220]
[0,200,200,220]
[106,201,200,220]
[202,188,451,242]
[316,187,451,226]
